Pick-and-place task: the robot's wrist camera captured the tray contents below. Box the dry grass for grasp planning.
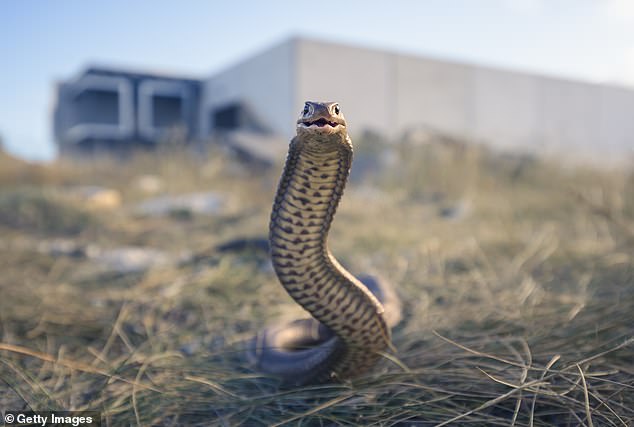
[0,139,632,426]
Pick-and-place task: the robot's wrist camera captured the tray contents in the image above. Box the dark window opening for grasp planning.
[75,89,119,125]
[153,95,183,128]
[213,104,243,130]
[211,102,270,133]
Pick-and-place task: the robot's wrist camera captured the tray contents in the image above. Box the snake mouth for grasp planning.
[299,118,345,129]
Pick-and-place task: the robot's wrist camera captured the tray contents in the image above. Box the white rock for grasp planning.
[89,246,171,274]
[133,174,164,194]
[135,192,225,217]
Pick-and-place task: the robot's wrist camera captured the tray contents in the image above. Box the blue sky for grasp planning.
[2,0,634,161]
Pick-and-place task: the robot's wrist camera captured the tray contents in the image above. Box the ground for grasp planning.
[0,139,632,426]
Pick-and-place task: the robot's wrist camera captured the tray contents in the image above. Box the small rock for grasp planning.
[67,186,122,210]
[37,238,91,258]
[135,192,225,217]
[89,246,171,274]
[133,174,164,194]
[179,340,201,356]
[439,199,471,220]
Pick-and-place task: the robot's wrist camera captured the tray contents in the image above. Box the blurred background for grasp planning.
[1,0,634,164]
[1,2,633,425]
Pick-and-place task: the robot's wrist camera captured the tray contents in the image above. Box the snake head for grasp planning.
[296,101,347,139]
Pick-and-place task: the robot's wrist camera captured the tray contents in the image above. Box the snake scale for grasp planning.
[247,101,401,385]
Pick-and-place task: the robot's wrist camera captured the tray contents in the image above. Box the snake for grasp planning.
[247,101,401,385]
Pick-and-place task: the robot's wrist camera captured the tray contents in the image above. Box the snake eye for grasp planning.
[303,103,310,116]
[333,104,340,115]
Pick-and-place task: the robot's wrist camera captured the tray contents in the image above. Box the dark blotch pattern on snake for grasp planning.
[247,101,401,385]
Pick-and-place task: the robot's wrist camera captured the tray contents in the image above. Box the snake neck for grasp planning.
[269,136,391,380]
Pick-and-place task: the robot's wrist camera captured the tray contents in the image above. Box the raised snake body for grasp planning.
[247,101,400,385]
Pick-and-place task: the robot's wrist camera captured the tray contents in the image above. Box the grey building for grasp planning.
[54,37,634,164]
[202,37,634,165]
[54,66,201,154]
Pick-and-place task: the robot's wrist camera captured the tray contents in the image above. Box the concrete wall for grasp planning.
[201,40,296,138]
[295,39,395,138]
[471,66,540,151]
[290,38,633,164]
[393,54,475,140]
[599,86,634,158]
